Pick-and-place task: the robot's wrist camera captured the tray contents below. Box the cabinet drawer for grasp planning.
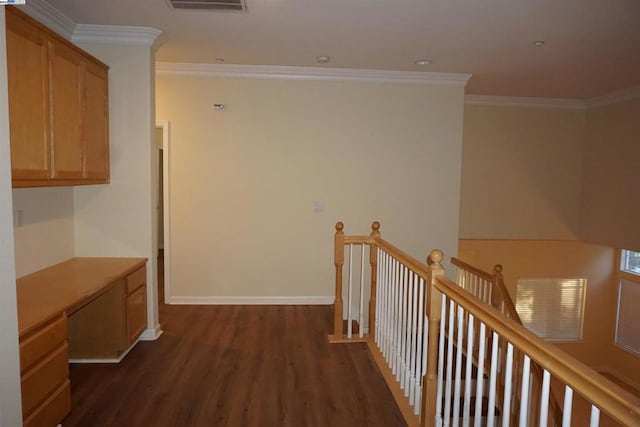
[126,266,146,294]
[21,342,69,418]
[20,315,67,374]
[126,285,147,344]
[23,379,70,427]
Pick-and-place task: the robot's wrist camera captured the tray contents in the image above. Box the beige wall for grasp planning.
[12,187,75,278]
[0,8,23,425]
[74,44,160,335]
[458,239,627,370]
[581,99,640,252]
[156,75,465,300]
[460,105,586,240]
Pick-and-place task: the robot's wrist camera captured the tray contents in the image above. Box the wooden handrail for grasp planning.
[374,238,431,281]
[451,257,493,281]
[432,273,640,427]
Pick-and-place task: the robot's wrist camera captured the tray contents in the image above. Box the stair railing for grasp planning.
[452,258,562,426]
[330,221,640,427]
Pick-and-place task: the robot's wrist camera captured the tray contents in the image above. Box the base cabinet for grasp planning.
[67,266,147,360]
[19,315,70,427]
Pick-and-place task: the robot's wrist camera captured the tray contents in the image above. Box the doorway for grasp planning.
[156,121,171,309]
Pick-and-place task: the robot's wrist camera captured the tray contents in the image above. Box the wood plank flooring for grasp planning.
[63,303,406,426]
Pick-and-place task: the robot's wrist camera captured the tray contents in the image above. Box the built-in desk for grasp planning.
[16,257,148,427]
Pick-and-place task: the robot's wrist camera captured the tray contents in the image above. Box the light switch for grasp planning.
[312,200,324,213]
[14,209,23,227]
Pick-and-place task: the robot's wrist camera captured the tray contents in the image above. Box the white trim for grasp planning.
[19,0,76,40]
[73,24,165,49]
[140,325,163,341]
[69,336,141,364]
[586,86,640,109]
[156,121,171,305]
[156,62,472,86]
[168,296,334,305]
[464,94,586,110]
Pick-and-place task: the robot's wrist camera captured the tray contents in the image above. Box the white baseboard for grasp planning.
[168,296,334,305]
[69,337,139,364]
[140,325,163,341]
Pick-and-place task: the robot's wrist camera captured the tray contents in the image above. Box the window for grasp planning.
[621,249,640,275]
[615,279,640,355]
[515,278,587,341]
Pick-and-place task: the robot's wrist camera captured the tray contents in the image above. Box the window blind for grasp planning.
[616,279,640,355]
[515,278,587,341]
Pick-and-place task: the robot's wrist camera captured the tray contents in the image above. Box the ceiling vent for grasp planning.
[167,0,247,12]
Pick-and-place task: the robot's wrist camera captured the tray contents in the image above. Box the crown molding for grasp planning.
[464,94,586,110]
[156,62,472,86]
[73,25,165,49]
[18,0,76,40]
[585,86,640,109]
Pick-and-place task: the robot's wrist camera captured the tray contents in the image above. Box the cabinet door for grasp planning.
[49,39,84,180]
[126,285,147,344]
[83,61,109,181]
[5,8,51,180]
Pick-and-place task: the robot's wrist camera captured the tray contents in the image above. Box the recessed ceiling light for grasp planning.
[316,55,330,64]
[215,58,225,63]
[414,59,432,65]
[533,41,545,47]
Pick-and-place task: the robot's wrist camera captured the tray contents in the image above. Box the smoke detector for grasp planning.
[167,0,247,12]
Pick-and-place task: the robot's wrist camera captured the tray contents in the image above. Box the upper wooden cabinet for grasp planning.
[6,7,110,187]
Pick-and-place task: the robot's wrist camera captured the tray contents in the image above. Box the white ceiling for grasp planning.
[48,0,640,99]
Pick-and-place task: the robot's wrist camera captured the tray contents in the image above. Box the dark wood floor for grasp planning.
[63,260,405,426]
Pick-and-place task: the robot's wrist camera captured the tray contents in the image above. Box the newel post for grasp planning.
[332,222,345,340]
[368,221,381,337]
[422,249,445,426]
[491,264,504,309]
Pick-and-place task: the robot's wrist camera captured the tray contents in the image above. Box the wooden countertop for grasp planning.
[17,257,147,337]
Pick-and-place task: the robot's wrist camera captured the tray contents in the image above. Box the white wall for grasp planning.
[460,105,586,239]
[12,187,75,278]
[0,8,23,426]
[74,44,160,336]
[157,74,465,301]
[581,99,640,252]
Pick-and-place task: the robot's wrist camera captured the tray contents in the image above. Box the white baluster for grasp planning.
[382,252,388,358]
[385,253,392,361]
[488,281,493,306]
[359,244,365,338]
[590,406,600,427]
[539,369,551,427]
[474,323,486,427]
[562,386,573,427]
[502,343,514,427]
[519,355,532,427]
[393,259,400,376]
[435,294,446,424]
[414,276,425,414]
[409,273,419,405]
[381,251,388,352]
[390,258,397,369]
[422,313,429,406]
[375,248,382,343]
[398,265,407,383]
[347,243,353,338]
[444,300,455,427]
[453,306,464,427]
[404,270,414,395]
[463,314,475,427]
[487,331,499,427]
